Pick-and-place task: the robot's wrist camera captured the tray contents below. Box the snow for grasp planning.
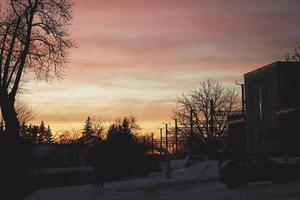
[271,156,300,164]
[170,159,187,170]
[26,159,300,200]
[26,160,218,199]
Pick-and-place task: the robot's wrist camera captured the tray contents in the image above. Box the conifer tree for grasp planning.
[36,121,53,144]
[44,125,53,144]
[19,122,29,141]
[29,125,39,144]
[82,116,95,146]
[37,121,46,144]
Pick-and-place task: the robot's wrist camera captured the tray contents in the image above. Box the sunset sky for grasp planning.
[3,0,299,134]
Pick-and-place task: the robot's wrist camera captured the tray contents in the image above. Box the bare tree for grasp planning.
[54,128,82,168]
[117,116,140,131]
[0,98,34,125]
[285,46,300,62]
[55,128,81,144]
[15,99,34,125]
[0,0,74,140]
[91,116,105,139]
[173,79,240,154]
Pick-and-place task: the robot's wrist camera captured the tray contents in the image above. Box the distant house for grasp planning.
[244,62,300,155]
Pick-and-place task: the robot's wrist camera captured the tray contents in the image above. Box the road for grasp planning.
[27,178,300,200]
[101,179,300,200]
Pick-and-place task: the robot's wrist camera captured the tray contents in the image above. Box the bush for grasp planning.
[91,140,158,182]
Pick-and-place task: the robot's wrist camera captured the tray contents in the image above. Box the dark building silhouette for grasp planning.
[244,62,300,155]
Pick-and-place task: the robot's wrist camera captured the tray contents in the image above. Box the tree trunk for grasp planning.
[0,96,20,141]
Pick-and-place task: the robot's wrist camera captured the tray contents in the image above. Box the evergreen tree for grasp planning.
[36,121,53,144]
[82,116,95,146]
[37,121,46,144]
[107,117,136,144]
[94,117,151,179]
[29,125,39,144]
[44,125,53,144]
[19,123,29,141]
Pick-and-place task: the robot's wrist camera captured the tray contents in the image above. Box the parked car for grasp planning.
[219,157,299,189]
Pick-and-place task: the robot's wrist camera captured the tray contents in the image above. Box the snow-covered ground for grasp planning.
[26,160,300,200]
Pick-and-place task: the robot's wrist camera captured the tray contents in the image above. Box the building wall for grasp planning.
[244,62,300,155]
[277,64,300,109]
[244,62,279,153]
[277,63,300,155]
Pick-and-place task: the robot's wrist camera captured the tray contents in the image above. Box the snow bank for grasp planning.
[26,160,219,200]
[172,160,218,181]
[102,160,219,194]
[170,159,187,170]
[271,156,300,164]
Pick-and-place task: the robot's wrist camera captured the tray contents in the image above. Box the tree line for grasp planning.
[0,79,241,159]
[0,120,53,144]
[91,116,159,180]
[54,116,159,181]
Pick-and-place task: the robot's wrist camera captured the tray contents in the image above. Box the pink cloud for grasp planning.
[2,0,300,131]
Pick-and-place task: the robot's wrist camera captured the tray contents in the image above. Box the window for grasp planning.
[257,82,264,127]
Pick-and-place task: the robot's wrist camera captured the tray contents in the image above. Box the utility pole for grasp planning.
[165,150,171,179]
[160,128,163,155]
[175,119,178,153]
[210,99,214,137]
[165,123,168,152]
[190,108,193,154]
[159,148,172,179]
[151,132,154,155]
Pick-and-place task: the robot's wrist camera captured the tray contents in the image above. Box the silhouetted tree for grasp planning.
[0,1,74,198]
[19,122,28,141]
[36,121,45,144]
[0,0,74,140]
[56,129,82,144]
[106,116,139,143]
[0,99,34,136]
[37,121,53,144]
[285,46,300,62]
[81,116,96,146]
[91,117,105,139]
[15,99,35,125]
[35,121,52,144]
[27,124,38,143]
[173,79,240,156]
[45,125,53,144]
[91,117,155,180]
